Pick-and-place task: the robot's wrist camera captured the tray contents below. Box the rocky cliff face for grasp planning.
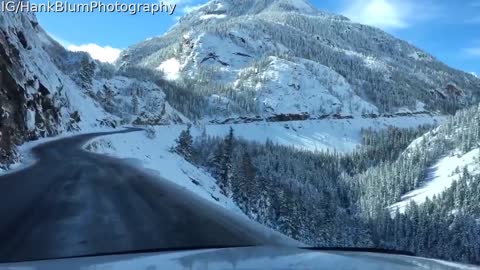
[0,11,185,168]
[0,12,72,166]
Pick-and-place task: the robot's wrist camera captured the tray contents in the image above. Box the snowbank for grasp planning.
[86,126,242,213]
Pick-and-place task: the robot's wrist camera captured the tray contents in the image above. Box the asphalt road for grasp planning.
[0,129,291,263]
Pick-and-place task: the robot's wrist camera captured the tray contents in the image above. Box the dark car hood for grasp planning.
[0,246,477,270]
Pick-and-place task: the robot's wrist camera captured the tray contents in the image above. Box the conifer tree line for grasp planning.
[352,104,480,216]
[173,104,480,264]
[372,170,480,263]
[179,126,373,246]
[354,104,480,263]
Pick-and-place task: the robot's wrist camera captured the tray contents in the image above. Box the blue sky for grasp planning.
[36,0,479,75]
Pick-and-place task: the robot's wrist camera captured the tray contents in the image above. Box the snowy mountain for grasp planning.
[0,11,185,168]
[354,103,480,215]
[387,105,480,213]
[119,0,480,119]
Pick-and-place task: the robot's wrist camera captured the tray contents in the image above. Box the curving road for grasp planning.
[0,129,291,263]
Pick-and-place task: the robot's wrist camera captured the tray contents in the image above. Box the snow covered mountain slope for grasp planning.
[48,48,188,126]
[119,0,480,119]
[390,148,480,213]
[0,11,185,169]
[235,57,377,116]
[354,103,480,214]
[385,104,480,212]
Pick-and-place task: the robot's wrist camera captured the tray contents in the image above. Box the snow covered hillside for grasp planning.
[391,148,480,213]
[353,103,480,215]
[0,11,185,169]
[384,104,480,213]
[119,0,480,119]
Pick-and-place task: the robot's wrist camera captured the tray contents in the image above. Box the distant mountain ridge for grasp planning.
[119,0,480,119]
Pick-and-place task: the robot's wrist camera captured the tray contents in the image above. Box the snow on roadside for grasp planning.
[390,148,480,213]
[0,126,123,176]
[87,127,301,245]
[203,116,442,153]
[2,115,442,197]
[2,114,441,178]
[87,126,242,213]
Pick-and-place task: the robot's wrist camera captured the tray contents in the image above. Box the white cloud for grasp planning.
[464,47,480,57]
[342,0,438,30]
[48,33,122,63]
[471,72,478,78]
[68,44,122,63]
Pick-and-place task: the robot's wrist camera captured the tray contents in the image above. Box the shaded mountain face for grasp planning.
[119,0,480,118]
[0,12,74,165]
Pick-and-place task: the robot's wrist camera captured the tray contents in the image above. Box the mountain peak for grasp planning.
[186,0,319,18]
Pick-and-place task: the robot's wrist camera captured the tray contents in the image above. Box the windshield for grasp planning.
[0,0,479,267]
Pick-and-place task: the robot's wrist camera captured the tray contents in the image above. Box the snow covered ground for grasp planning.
[203,116,442,152]
[83,116,441,210]
[86,126,242,213]
[390,148,480,213]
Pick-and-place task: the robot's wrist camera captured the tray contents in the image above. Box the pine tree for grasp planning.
[79,56,95,90]
[232,149,257,211]
[213,127,235,196]
[175,127,193,161]
[132,94,139,115]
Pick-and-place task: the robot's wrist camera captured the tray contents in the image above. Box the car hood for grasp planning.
[0,246,477,270]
